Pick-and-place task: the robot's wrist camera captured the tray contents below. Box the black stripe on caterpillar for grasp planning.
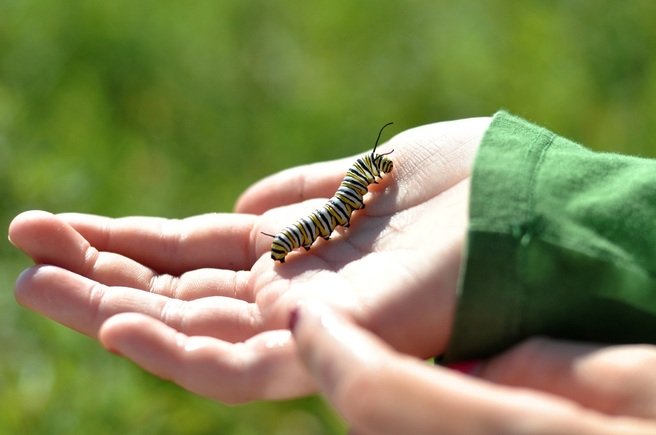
[262,122,394,263]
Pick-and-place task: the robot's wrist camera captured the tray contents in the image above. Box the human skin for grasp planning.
[9,117,487,400]
[292,302,656,434]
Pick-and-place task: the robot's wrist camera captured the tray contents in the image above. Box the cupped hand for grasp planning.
[293,302,656,435]
[8,117,491,403]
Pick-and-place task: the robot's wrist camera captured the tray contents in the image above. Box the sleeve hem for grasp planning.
[444,111,558,362]
[445,111,656,362]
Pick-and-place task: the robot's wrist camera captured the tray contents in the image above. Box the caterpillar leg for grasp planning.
[271,253,286,263]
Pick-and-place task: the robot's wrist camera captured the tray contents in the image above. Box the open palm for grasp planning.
[9,117,491,403]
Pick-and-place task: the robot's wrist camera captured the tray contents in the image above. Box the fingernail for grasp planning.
[446,360,483,376]
[288,307,300,333]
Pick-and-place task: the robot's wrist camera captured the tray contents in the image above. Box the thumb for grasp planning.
[290,303,656,435]
[290,302,393,399]
[290,302,494,435]
[290,301,405,434]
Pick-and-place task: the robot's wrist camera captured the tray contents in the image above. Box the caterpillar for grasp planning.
[263,122,394,263]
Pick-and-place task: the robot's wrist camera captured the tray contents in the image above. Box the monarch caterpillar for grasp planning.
[263,122,395,263]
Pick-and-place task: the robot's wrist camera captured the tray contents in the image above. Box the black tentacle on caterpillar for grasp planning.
[263,122,394,263]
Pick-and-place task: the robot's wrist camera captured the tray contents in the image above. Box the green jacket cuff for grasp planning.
[445,111,656,362]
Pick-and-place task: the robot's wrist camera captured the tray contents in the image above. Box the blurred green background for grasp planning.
[1,1,655,434]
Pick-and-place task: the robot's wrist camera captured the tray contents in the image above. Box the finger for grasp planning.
[10,211,258,300]
[292,303,656,435]
[234,157,353,214]
[150,268,256,301]
[15,265,264,342]
[59,212,260,272]
[100,312,315,403]
[9,210,97,270]
[10,210,161,289]
[480,337,656,418]
[10,210,260,275]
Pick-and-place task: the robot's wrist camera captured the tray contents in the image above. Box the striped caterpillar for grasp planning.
[263,123,394,263]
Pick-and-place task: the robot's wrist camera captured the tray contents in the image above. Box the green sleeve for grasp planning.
[445,111,656,362]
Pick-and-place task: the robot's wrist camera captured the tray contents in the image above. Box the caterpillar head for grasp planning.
[374,149,394,173]
[372,122,394,173]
